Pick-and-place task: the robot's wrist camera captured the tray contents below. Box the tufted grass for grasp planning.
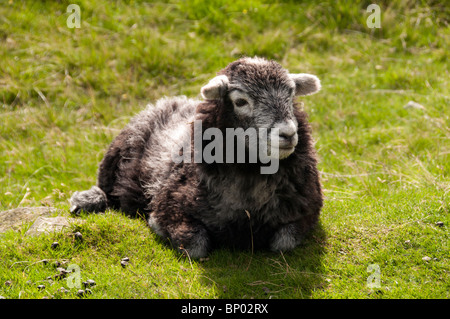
[0,0,449,299]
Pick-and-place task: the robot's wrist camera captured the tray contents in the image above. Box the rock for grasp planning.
[84,279,96,287]
[4,280,12,287]
[77,289,92,297]
[54,267,69,280]
[121,257,130,267]
[37,284,45,290]
[51,242,59,249]
[422,256,432,261]
[77,289,85,296]
[26,217,72,237]
[404,101,425,110]
[0,207,56,233]
[74,231,83,240]
[56,267,68,274]
[58,287,69,294]
[435,221,444,227]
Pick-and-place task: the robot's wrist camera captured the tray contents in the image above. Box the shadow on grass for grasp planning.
[198,222,328,299]
[72,209,328,298]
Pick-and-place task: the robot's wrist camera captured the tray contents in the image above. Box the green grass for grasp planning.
[0,0,449,299]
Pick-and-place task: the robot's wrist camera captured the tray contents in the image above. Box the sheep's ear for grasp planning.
[289,73,321,96]
[201,75,229,100]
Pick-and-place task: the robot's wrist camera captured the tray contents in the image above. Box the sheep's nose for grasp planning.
[277,120,298,148]
[279,130,295,141]
[278,121,297,139]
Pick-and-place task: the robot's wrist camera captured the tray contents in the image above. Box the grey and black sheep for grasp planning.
[70,57,323,258]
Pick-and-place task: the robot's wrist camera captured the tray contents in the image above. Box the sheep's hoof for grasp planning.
[70,205,80,215]
[270,224,299,252]
[178,231,210,259]
[68,186,107,214]
[180,245,209,259]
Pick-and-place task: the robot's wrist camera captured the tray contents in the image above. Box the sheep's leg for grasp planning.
[69,186,107,215]
[269,223,302,252]
[148,213,210,259]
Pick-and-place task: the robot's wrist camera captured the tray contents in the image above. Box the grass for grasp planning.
[0,0,449,299]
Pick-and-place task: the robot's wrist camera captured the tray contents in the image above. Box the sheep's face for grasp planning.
[201,57,321,160]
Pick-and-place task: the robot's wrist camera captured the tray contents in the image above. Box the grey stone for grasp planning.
[51,241,60,249]
[0,207,56,233]
[26,217,72,236]
[74,231,83,240]
[404,101,425,110]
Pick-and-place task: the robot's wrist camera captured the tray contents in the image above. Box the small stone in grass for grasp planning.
[404,101,425,110]
[4,280,12,287]
[77,289,85,296]
[422,256,432,261]
[74,231,83,240]
[435,221,444,227]
[51,242,59,249]
[121,257,130,267]
[37,284,45,290]
[56,267,68,274]
[84,279,96,287]
[58,287,69,294]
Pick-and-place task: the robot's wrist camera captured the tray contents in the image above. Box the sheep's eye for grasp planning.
[234,98,248,107]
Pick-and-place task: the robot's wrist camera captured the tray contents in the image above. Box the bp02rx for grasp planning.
[225,303,268,314]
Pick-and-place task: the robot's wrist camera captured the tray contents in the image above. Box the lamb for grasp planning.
[69,57,323,258]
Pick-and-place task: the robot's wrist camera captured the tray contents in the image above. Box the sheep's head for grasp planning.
[200,57,321,160]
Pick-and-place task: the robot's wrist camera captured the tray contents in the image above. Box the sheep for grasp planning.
[69,57,323,258]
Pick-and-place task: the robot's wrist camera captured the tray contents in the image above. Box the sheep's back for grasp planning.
[137,96,198,198]
[100,96,198,214]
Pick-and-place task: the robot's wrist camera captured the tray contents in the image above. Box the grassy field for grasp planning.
[0,0,449,299]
